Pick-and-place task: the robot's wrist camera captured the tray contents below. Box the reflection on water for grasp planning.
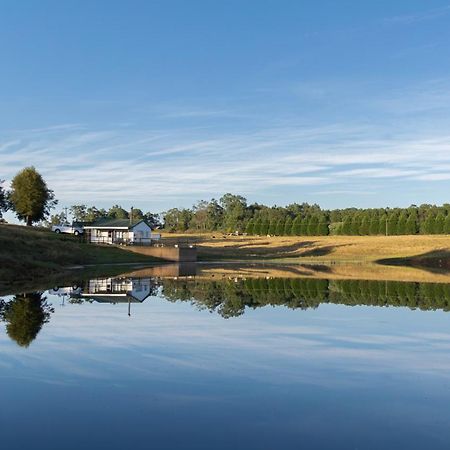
[0,293,54,347]
[2,270,450,449]
[1,275,450,347]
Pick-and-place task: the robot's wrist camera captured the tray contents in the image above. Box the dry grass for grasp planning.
[161,232,450,263]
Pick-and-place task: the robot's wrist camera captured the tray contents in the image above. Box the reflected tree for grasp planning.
[0,292,54,347]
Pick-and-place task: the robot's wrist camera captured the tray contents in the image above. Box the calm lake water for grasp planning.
[1,271,450,449]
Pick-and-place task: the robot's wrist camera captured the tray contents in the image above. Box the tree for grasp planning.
[0,292,54,347]
[405,213,418,235]
[268,220,277,235]
[434,213,445,234]
[220,193,248,232]
[245,219,255,235]
[253,218,262,235]
[0,179,8,217]
[275,218,284,236]
[444,215,450,235]
[396,212,408,235]
[9,167,57,226]
[108,205,129,219]
[144,212,162,229]
[284,217,293,236]
[292,216,302,236]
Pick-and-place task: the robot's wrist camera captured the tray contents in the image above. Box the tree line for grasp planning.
[163,194,450,236]
[2,167,450,235]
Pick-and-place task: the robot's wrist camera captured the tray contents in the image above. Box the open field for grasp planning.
[161,232,450,265]
[0,224,162,291]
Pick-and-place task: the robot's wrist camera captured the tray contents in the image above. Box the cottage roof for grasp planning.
[84,218,151,230]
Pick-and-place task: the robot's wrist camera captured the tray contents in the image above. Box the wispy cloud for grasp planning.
[384,5,450,25]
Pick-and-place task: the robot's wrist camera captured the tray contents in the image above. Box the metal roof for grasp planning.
[83,218,151,230]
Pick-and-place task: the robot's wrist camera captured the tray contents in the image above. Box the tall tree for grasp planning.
[245,219,255,235]
[0,179,8,217]
[220,193,248,232]
[9,167,57,226]
[283,216,293,236]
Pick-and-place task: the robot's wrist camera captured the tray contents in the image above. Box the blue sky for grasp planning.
[1,1,450,216]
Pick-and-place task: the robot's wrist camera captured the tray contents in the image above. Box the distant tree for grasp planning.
[307,216,319,235]
[369,214,380,235]
[205,199,224,230]
[444,215,450,235]
[317,214,329,236]
[268,220,277,235]
[405,212,418,235]
[260,219,270,236]
[130,208,144,221]
[342,217,352,235]
[108,205,129,219]
[275,218,284,236]
[359,213,370,235]
[220,193,248,232]
[0,292,54,347]
[70,204,88,221]
[245,219,255,235]
[9,167,57,226]
[434,213,445,234]
[283,216,293,236]
[253,218,262,235]
[300,218,308,235]
[45,211,68,228]
[163,208,192,232]
[292,216,302,236]
[396,212,408,235]
[0,179,8,217]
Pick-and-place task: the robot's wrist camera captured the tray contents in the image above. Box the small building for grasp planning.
[83,218,160,245]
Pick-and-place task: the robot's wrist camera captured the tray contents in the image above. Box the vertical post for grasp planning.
[130,206,134,226]
[386,216,388,236]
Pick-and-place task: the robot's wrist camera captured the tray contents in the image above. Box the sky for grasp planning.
[1,0,450,219]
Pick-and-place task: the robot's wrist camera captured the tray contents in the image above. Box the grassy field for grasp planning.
[0,224,162,291]
[162,232,450,265]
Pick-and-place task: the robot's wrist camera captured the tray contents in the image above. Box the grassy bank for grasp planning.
[0,224,162,290]
[162,232,450,265]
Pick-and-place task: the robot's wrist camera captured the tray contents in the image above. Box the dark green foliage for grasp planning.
[284,217,293,236]
[245,219,255,235]
[268,220,277,235]
[9,167,57,226]
[434,213,445,234]
[108,205,129,219]
[444,215,450,234]
[275,219,284,236]
[292,216,302,236]
[405,213,418,235]
[0,292,54,347]
[260,220,270,236]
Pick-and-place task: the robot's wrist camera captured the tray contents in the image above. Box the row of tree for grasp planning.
[163,195,450,235]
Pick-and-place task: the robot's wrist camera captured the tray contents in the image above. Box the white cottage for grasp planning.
[83,218,160,245]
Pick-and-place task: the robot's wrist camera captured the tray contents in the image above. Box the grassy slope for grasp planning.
[0,224,162,289]
[162,232,450,263]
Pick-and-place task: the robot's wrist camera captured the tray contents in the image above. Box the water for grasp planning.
[1,271,450,449]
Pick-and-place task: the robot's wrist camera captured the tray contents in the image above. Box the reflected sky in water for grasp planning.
[1,281,450,449]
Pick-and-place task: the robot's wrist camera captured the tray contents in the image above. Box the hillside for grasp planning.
[0,225,161,290]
